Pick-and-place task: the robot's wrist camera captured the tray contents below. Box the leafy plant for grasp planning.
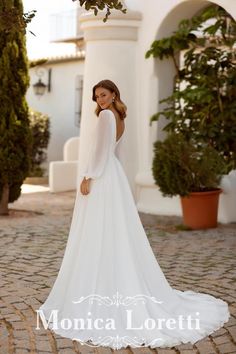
[146,5,236,173]
[74,0,127,22]
[28,109,50,177]
[152,133,226,197]
[0,7,36,33]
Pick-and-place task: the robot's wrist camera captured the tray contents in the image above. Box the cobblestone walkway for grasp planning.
[0,186,236,354]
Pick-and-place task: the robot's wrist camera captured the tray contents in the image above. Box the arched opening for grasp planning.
[136,0,236,219]
[151,0,236,141]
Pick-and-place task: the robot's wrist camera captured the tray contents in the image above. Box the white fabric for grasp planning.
[38,109,230,350]
[79,110,114,180]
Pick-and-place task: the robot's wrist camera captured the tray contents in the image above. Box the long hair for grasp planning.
[92,79,127,120]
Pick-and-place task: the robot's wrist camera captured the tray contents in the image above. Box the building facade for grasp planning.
[26,0,236,223]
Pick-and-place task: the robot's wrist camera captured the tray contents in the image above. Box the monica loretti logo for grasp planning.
[36,291,201,349]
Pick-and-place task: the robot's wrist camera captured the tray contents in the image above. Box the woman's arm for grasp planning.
[80,110,113,193]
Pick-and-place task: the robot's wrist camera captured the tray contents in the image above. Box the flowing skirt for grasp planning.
[38,156,230,350]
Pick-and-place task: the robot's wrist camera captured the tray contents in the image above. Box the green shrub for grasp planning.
[152,133,226,197]
[147,5,236,173]
[28,109,50,177]
[0,0,32,214]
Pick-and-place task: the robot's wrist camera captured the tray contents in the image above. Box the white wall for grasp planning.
[26,59,84,174]
[125,0,236,174]
[123,0,236,221]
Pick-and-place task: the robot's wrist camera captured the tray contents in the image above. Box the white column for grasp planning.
[77,9,142,196]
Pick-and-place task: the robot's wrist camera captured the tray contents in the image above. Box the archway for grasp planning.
[136,0,236,220]
[151,0,236,141]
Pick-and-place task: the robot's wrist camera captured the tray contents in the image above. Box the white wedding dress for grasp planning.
[38,109,230,350]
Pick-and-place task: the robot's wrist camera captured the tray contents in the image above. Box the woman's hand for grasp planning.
[80,177,92,195]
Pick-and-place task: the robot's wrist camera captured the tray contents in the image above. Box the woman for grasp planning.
[38,79,230,350]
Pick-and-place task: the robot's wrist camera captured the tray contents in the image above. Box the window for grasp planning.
[74,75,83,128]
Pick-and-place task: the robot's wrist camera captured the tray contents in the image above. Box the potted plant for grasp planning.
[152,133,226,229]
[145,5,236,227]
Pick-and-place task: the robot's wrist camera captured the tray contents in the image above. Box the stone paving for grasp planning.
[0,185,236,354]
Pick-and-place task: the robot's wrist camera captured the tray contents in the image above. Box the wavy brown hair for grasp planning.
[92,79,127,120]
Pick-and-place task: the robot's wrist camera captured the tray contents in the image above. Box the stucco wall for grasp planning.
[26,59,84,174]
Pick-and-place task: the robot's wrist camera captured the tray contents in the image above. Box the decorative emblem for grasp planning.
[73,290,163,306]
[73,335,164,350]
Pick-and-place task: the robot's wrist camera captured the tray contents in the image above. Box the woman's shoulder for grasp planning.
[98,109,113,117]
[98,109,114,123]
[97,110,114,130]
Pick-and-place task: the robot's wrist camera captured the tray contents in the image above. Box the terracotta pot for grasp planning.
[180,188,222,230]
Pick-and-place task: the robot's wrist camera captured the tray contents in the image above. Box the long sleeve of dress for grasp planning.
[80,110,113,180]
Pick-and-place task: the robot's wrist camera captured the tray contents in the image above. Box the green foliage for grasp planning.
[145,20,197,73]
[0,0,32,208]
[0,7,36,33]
[147,5,236,173]
[152,134,226,197]
[28,109,50,177]
[146,5,236,61]
[73,0,127,22]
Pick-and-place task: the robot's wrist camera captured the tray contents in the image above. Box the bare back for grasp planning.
[113,110,125,142]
